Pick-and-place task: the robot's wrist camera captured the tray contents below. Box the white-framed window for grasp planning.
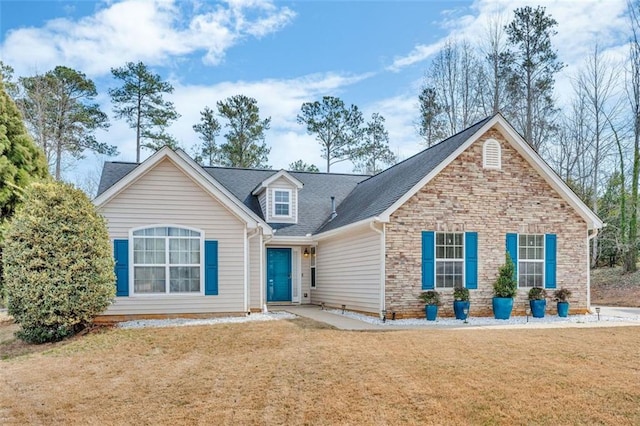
[131,226,203,294]
[435,232,464,288]
[483,138,501,169]
[273,189,291,217]
[518,234,544,288]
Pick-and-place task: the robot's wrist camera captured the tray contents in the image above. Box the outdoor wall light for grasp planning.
[381,309,387,323]
[303,248,309,258]
[596,307,601,321]
[463,307,469,324]
[391,311,396,321]
[526,307,531,323]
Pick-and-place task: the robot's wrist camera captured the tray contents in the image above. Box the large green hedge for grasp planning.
[2,181,115,343]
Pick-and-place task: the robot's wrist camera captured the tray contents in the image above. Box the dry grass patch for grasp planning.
[1,318,639,425]
[592,266,640,307]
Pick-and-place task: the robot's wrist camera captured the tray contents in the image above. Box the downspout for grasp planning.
[370,219,385,317]
[586,226,601,311]
[247,227,260,314]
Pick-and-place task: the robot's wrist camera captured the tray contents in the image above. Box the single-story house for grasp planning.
[95,113,602,320]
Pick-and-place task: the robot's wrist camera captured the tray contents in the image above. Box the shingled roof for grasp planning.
[96,115,496,236]
[316,115,495,233]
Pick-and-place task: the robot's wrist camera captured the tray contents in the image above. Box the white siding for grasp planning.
[266,176,297,223]
[248,233,262,310]
[313,227,382,314]
[100,158,246,315]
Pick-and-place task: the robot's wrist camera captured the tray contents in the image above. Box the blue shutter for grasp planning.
[113,239,129,297]
[465,232,478,289]
[422,231,435,290]
[506,233,518,282]
[545,234,557,289]
[205,240,219,295]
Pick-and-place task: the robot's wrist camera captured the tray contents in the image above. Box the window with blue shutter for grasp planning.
[205,240,219,295]
[113,239,129,297]
[464,232,478,289]
[421,231,435,290]
[545,234,557,289]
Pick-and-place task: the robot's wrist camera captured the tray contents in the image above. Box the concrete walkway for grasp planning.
[282,305,385,330]
[280,304,640,331]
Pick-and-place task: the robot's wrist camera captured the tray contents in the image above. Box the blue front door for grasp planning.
[267,248,292,302]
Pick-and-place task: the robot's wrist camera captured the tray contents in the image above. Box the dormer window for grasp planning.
[273,189,291,217]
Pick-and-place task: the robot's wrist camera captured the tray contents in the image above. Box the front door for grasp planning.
[267,248,292,302]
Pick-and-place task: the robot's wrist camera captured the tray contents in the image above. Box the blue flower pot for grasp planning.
[557,302,569,317]
[453,300,470,320]
[425,305,438,321]
[530,299,546,318]
[492,297,513,320]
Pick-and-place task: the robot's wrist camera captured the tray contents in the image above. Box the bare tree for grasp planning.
[573,45,623,266]
[426,39,484,135]
[480,13,510,115]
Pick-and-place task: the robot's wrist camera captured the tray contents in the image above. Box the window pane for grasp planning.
[454,247,463,259]
[134,267,166,293]
[170,267,200,293]
[436,246,445,258]
[275,203,289,216]
[454,233,463,245]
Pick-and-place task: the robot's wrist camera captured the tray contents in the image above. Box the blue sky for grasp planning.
[0,0,631,190]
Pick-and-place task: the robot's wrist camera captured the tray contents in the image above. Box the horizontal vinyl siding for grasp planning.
[313,227,381,313]
[248,234,262,310]
[100,158,245,315]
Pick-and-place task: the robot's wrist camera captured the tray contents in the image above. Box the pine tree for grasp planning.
[17,66,115,179]
[192,106,221,166]
[504,6,564,152]
[288,160,319,172]
[109,62,180,162]
[353,113,397,175]
[217,95,271,168]
[297,96,364,172]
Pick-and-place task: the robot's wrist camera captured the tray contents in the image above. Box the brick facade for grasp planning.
[385,127,589,318]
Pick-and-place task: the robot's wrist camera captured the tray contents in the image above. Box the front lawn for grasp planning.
[1,317,639,425]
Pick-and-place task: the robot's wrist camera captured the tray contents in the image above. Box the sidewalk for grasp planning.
[280,304,640,331]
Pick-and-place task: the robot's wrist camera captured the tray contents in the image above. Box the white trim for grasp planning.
[94,147,272,235]
[314,217,382,240]
[516,233,545,289]
[292,247,302,303]
[128,224,205,296]
[269,235,315,245]
[272,188,293,219]
[252,169,303,195]
[377,114,603,230]
[434,231,465,289]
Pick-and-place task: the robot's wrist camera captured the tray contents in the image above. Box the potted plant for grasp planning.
[553,288,572,317]
[453,287,470,320]
[418,290,441,321]
[492,253,518,319]
[528,287,547,318]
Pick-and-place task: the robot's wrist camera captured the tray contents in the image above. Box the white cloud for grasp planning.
[2,0,296,76]
[386,0,629,76]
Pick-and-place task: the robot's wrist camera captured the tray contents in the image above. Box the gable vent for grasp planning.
[483,139,501,170]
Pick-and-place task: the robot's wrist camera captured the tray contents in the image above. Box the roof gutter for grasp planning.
[313,216,389,241]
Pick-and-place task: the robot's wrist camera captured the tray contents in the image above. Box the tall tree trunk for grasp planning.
[626,133,639,272]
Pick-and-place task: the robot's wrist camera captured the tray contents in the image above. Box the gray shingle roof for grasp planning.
[203,167,368,236]
[96,115,494,236]
[316,115,495,233]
